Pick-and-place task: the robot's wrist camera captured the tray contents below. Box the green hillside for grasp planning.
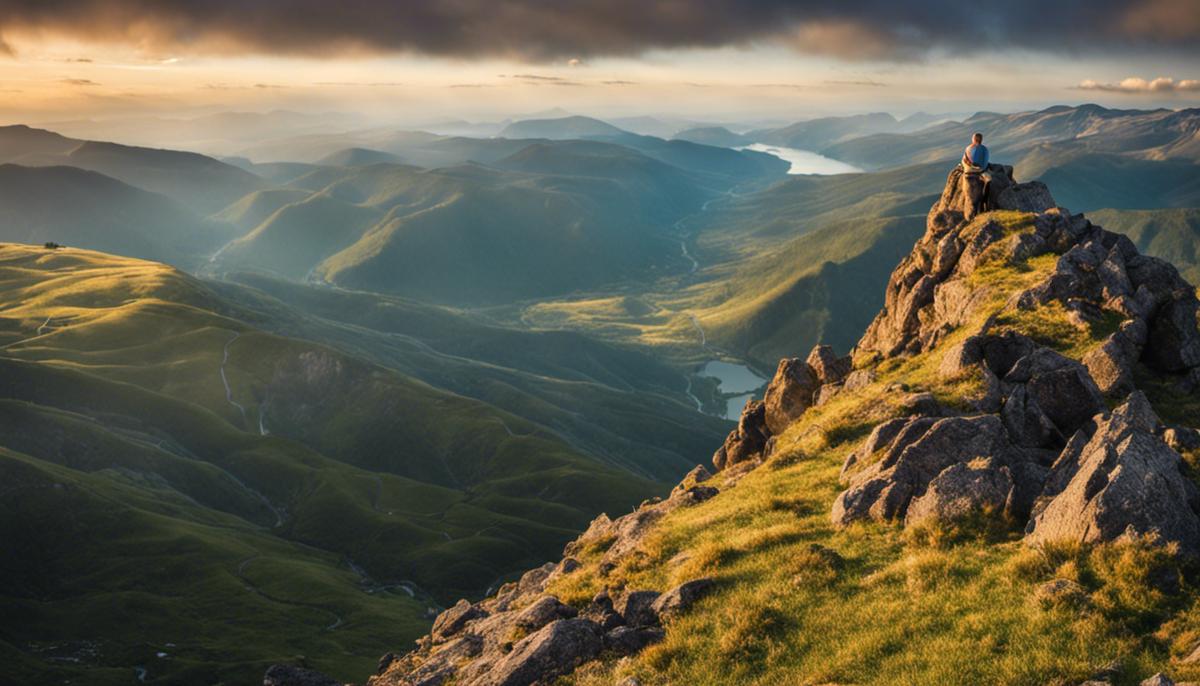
[0,125,264,213]
[0,164,237,268]
[0,243,666,683]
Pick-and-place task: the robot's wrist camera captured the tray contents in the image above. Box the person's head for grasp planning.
[972,132,983,144]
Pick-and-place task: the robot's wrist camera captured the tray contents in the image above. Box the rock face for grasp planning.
[371,464,722,686]
[832,163,1200,550]
[832,415,1038,526]
[1025,393,1200,554]
[716,343,853,471]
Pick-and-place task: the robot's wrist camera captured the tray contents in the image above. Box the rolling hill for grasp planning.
[0,164,236,268]
[0,243,671,684]
[498,115,627,140]
[214,139,784,305]
[0,124,264,213]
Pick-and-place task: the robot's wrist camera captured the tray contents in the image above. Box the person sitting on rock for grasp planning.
[960,132,991,218]
[962,132,989,172]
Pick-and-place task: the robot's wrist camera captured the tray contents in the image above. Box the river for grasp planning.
[698,360,768,420]
[739,143,863,175]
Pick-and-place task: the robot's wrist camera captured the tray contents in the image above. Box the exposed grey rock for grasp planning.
[1033,578,1090,610]
[904,458,1013,527]
[472,619,602,686]
[432,599,486,643]
[602,625,665,656]
[1141,674,1175,686]
[581,590,624,632]
[833,415,1022,526]
[713,400,771,470]
[762,358,820,434]
[1083,318,1146,396]
[1005,348,1105,439]
[1026,393,1200,554]
[806,345,852,385]
[615,590,660,628]
[843,368,876,392]
[650,578,716,622]
[1001,384,1063,449]
[1145,295,1200,373]
[514,596,577,631]
[840,417,918,483]
[263,665,340,686]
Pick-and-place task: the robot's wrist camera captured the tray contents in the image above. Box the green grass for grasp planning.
[0,242,674,683]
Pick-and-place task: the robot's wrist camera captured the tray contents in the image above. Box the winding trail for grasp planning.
[219,332,249,424]
[2,315,59,350]
[236,555,344,631]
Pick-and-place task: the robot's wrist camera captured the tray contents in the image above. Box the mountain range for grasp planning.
[1,103,1198,684]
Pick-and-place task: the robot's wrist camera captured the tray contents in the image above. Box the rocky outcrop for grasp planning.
[1025,393,1200,554]
[713,399,770,470]
[832,415,1042,526]
[371,463,722,686]
[762,358,819,434]
[716,343,853,471]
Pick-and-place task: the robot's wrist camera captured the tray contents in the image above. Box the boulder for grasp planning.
[904,458,1014,527]
[806,345,852,385]
[1001,384,1063,449]
[1145,295,1200,373]
[650,578,716,622]
[1083,318,1146,396]
[713,400,771,470]
[515,596,577,631]
[602,626,665,656]
[432,599,486,643]
[1141,675,1175,686]
[832,415,1021,526]
[472,619,602,686]
[1026,393,1200,555]
[263,665,340,686]
[762,358,820,434]
[1004,348,1105,439]
[615,590,661,628]
[580,590,624,632]
[1033,578,1090,610]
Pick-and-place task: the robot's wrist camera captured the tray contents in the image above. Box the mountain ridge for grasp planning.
[354,163,1200,686]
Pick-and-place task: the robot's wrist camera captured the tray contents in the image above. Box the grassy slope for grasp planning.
[0,164,236,269]
[0,243,665,683]
[214,272,729,480]
[547,211,1200,685]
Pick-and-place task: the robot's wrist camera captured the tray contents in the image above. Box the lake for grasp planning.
[740,143,863,175]
[699,360,767,420]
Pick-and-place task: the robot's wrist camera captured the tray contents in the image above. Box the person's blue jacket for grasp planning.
[964,142,989,169]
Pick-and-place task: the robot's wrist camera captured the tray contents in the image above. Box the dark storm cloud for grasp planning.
[0,0,1196,60]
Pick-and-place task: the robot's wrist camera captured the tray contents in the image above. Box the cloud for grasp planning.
[1077,76,1200,93]
[0,37,13,57]
[60,77,99,86]
[824,79,887,87]
[501,74,583,86]
[0,1,1196,62]
[602,80,637,86]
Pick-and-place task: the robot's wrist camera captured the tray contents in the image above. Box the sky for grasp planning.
[0,0,1197,126]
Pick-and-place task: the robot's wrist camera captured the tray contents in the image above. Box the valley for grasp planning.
[0,103,1198,685]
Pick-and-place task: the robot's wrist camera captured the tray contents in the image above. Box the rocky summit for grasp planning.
[266,164,1200,686]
